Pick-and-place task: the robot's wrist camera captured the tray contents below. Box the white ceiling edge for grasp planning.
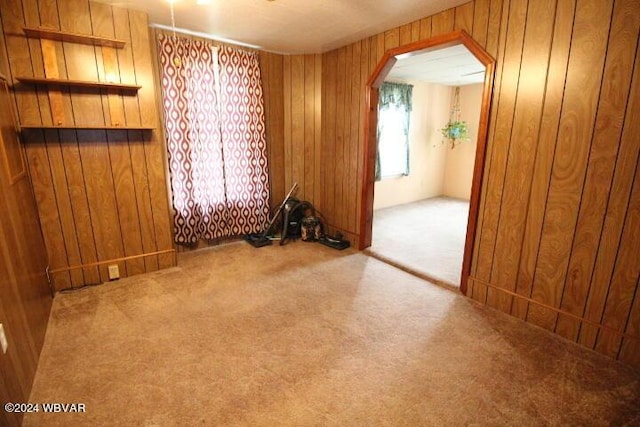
[150,24,263,51]
[95,0,470,55]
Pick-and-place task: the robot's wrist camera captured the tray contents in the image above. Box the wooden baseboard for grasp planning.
[49,249,176,291]
[467,276,639,342]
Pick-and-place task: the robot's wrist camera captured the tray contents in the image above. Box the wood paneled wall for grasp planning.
[318,0,640,368]
[0,0,176,290]
[260,53,322,226]
[281,55,322,207]
[1,0,637,368]
[259,51,286,208]
[0,75,52,426]
[318,3,476,243]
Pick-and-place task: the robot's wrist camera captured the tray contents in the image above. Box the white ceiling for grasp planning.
[386,44,486,86]
[96,0,468,54]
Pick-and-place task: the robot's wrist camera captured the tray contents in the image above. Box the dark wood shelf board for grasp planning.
[15,76,141,91]
[20,125,154,130]
[23,27,126,48]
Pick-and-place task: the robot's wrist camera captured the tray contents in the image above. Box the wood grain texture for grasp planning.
[58,0,105,126]
[595,159,640,357]
[432,8,455,36]
[290,55,305,197]
[259,51,285,208]
[283,56,292,193]
[316,0,639,368]
[1,0,175,290]
[399,24,412,46]
[528,0,613,331]
[579,4,640,351]
[489,0,555,313]
[419,17,432,40]
[469,0,505,296]
[56,129,102,285]
[619,276,640,366]
[471,0,490,48]
[304,55,315,200]
[0,0,639,394]
[23,26,126,48]
[42,130,85,286]
[0,74,52,427]
[348,42,361,233]
[511,0,576,320]
[314,54,322,211]
[469,0,503,292]
[474,0,517,293]
[113,9,141,127]
[128,11,174,269]
[555,0,640,341]
[455,2,475,33]
[322,49,336,225]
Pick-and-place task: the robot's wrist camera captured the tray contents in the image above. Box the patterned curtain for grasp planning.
[217,46,271,236]
[158,34,270,243]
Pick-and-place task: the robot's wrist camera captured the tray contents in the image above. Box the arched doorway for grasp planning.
[358,30,495,295]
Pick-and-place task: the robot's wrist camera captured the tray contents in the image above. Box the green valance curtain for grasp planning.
[378,82,414,110]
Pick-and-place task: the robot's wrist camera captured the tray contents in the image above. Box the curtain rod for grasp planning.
[151,23,262,50]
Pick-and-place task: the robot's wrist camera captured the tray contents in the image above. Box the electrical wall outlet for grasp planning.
[108,264,120,281]
[0,323,8,354]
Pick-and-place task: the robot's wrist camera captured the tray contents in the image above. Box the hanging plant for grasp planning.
[441,120,469,148]
[440,86,469,149]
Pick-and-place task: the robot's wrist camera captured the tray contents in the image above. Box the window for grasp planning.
[158,34,270,243]
[376,82,413,180]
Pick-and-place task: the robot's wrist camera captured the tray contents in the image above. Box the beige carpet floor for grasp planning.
[368,197,469,288]
[25,241,640,426]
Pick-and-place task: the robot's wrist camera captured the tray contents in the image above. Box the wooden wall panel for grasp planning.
[432,8,455,36]
[318,0,640,368]
[512,0,575,320]
[468,0,497,295]
[283,57,293,194]
[528,0,613,331]
[129,12,175,270]
[304,55,316,199]
[259,51,286,208]
[578,1,640,350]
[596,160,640,358]
[419,17,432,40]
[0,0,176,290]
[469,0,508,304]
[455,2,475,33]
[322,50,337,229]
[489,0,556,314]
[0,75,52,427]
[556,0,640,341]
[279,53,322,205]
[348,41,361,232]
[290,55,305,196]
[476,0,526,306]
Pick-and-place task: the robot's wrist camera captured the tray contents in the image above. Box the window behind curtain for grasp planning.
[376,82,413,180]
[158,34,270,243]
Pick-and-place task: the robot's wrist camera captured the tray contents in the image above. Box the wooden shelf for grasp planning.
[15,76,141,91]
[23,27,126,48]
[20,125,154,130]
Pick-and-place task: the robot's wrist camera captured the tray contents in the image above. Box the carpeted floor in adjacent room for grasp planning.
[25,241,640,426]
[368,197,469,288]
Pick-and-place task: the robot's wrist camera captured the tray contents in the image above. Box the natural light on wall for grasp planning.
[378,106,409,178]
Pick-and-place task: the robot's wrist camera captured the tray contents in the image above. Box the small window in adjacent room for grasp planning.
[376,82,413,180]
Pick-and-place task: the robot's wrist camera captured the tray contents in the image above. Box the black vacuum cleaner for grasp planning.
[245,183,299,248]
